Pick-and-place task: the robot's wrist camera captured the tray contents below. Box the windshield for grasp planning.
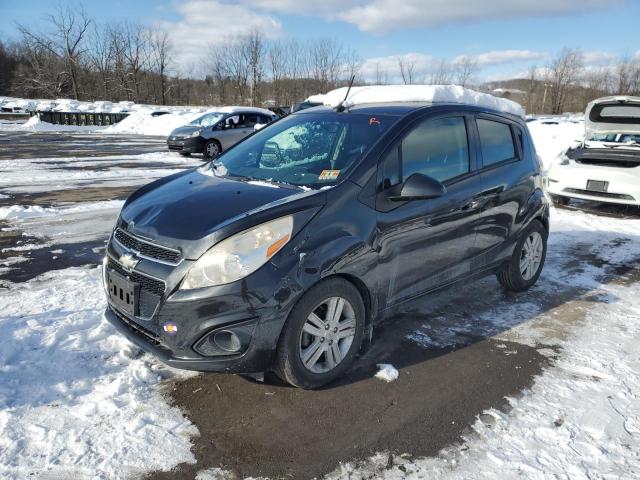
[190,112,224,127]
[207,112,392,189]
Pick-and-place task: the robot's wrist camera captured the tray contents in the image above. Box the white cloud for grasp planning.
[337,0,619,33]
[582,51,617,66]
[161,0,283,73]
[241,0,361,16]
[238,0,620,32]
[455,50,548,67]
[360,50,549,83]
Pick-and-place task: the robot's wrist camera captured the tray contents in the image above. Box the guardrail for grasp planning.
[37,111,129,126]
[0,112,32,122]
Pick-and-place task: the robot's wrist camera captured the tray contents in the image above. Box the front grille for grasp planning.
[108,257,165,296]
[111,307,161,346]
[114,228,181,264]
[563,188,635,201]
[107,257,164,318]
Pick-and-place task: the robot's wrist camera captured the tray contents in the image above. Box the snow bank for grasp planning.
[102,110,203,136]
[320,85,525,118]
[0,267,198,479]
[528,117,584,170]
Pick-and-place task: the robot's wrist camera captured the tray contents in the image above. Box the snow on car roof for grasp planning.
[217,105,275,116]
[318,85,525,118]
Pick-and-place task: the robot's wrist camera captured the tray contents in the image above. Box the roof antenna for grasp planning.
[334,75,356,112]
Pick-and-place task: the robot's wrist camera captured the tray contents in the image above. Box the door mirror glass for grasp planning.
[390,173,446,201]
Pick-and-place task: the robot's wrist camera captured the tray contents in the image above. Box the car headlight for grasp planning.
[190,129,202,137]
[181,215,294,290]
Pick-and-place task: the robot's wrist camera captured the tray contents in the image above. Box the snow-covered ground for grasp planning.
[528,116,585,171]
[1,116,639,479]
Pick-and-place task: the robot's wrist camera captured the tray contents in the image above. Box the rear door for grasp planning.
[219,114,249,149]
[473,115,536,263]
[374,113,484,308]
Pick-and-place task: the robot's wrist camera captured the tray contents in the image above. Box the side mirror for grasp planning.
[390,173,446,201]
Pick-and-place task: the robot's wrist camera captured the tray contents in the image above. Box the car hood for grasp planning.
[119,168,306,258]
[169,125,202,137]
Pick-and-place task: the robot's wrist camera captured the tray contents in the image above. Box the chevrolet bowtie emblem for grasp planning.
[119,253,139,271]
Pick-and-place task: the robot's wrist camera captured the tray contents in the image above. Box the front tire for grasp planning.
[203,140,221,160]
[275,278,365,389]
[497,220,547,292]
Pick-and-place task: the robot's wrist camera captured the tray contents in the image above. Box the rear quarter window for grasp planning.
[477,118,517,167]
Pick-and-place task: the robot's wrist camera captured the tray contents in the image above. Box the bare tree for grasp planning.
[269,40,287,105]
[311,39,343,90]
[454,55,478,87]
[149,29,172,104]
[122,23,150,101]
[525,65,539,113]
[244,30,265,106]
[546,48,584,114]
[397,56,416,85]
[342,48,362,84]
[373,62,389,85]
[88,24,113,99]
[429,59,454,85]
[616,54,640,95]
[18,4,91,99]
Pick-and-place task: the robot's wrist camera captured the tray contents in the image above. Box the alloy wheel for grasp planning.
[520,231,544,281]
[206,142,219,158]
[298,297,357,374]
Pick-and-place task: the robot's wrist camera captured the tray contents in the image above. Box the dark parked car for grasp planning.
[167,107,277,159]
[104,101,549,389]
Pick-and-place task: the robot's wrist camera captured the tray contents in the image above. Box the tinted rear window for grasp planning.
[599,105,640,119]
[477,119,516,166]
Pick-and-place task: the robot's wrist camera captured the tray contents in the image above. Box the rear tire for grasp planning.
[275,278,365,389]
[497,220,547,292]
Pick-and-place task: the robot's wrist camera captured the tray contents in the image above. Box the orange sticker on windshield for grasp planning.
[319,169,340,181]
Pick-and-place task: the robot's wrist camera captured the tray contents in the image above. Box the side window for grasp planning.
[258,114,272,125]
[236,114,247,128]
[245,114,259,127]
[224,115,240,129]
[382,116,470,187]
[477,118,517,167]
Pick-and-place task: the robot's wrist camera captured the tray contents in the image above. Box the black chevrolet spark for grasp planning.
[104,100,549,389]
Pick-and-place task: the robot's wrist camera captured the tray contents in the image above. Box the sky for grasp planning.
[1,0,639,82]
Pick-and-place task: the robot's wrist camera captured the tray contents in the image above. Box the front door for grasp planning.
[374,114,483,309]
